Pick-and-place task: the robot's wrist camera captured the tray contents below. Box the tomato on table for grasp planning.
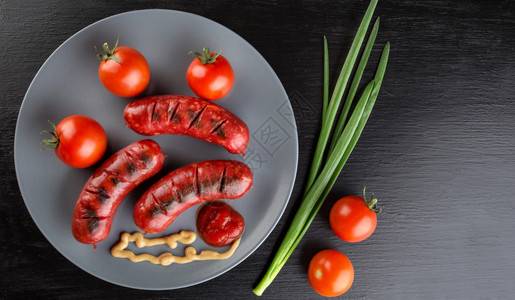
[308,249,354,297]
[186,48,234,100]
[196,201,244,247]
[41,115,107,168]
[96,39,150,97]
[329,188,381,243]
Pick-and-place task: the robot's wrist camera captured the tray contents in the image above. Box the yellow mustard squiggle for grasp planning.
[111,231,240,266]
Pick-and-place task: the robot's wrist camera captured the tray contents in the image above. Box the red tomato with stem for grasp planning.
[308,249,354,297]
[41,115,107,168]
[96,39,150,97]
[186,47,234,100]
[329,187,381,243]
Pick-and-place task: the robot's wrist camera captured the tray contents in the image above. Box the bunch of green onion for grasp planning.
[253,0,390,296]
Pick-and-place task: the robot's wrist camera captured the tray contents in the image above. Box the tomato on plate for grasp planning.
[186,48,234,100]
[96,39,150,97]
[41,115,107,168]
[308,249,354,297]
[196,201,244,247]
[329,188,381,243]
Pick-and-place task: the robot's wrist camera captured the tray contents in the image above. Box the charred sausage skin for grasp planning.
[124,95,249,154]
[133,160,253,234]
[72,139,165,244]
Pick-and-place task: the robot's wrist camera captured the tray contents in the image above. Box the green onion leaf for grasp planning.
[304,0,378,193]
[320,42,389,212]
[252,0,389,296]
[328,17,380,153]
[322,36,329,123]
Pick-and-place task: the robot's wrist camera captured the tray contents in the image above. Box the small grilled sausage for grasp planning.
[72,139,165,244]
[124,95,249,154]
[133,160,252,234]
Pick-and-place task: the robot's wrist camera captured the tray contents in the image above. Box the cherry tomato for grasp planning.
[196,201,244,247]
[41,115,107,168]
[329,188,381,243]
[308,249,354,297]
[186,47,234,100]
[96,40,150,97]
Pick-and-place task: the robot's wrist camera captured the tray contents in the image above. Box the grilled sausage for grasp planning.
[72,139,165,244]
[133,160,252,234]
[124,95,249,155]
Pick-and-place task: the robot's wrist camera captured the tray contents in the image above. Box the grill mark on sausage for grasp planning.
[219,167,227,194]
[126,161,136,175]
[195,165,201,196]
[187,109,196,120]
[85,207,96,217]
[85,216,109,233]
[216,128,226,139]
[80,208,108,233]
[210,119,228,139]
[161,179,181,211]
[149,207,161,217]
[210,119,227,133]
[169,102,181,123]
[85,187,110,204]
[210,119,219,128]
[104,170,126,185]
[178,183,196,203]
[139,152,151,166]
[151,101,159,123]
[216,128,226,138]
[167,177,181,205]
[88,218,100,233]
[162,194,179,211]
[127,149,151,168]
[188,105,208,130]
[125,151,140,169]
[110,177,120,185]
[98,187,109,203]
[150,193,166,216]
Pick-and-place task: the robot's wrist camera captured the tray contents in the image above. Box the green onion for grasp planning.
[328,17,380,153]
[252,0,389,296]
[304,0,378,192]
[317,42,390,222]
[322,36,329,123]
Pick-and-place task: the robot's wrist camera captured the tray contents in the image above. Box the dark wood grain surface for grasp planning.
[2,0,515,298]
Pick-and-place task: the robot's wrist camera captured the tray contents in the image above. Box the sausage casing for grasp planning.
[72,139,165,244]
[124,95,249,154]
[133,160,253,234]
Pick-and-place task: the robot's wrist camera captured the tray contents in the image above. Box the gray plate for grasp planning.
[14,9,298,290]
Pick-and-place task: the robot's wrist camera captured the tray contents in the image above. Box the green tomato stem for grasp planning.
[363,186,382,213]
[40,120,59,150]
[95,38,121,63]
[188,47,221,64]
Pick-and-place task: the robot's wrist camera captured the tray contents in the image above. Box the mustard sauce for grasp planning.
[111,231,240,266]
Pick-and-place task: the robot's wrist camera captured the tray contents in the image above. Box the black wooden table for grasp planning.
[2,0,515,298]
